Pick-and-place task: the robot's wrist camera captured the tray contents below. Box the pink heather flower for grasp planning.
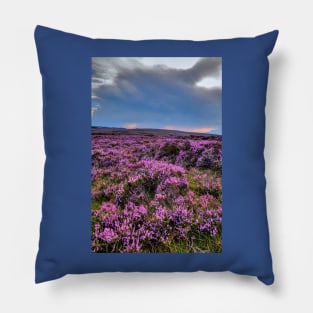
[174,196,185,205]
[210,227,218,237]
[138,205,147,215]
[176,206,188,218]
[199,222,211,231]
[199,195,213,208]
[155,206,167,221]
[150,200,160,207]
[100,202,117,212]
[187,190,194,197]
[164,176,180,185]
[155,193,165,200]
[128,175,141,183]
[98,228,117,243]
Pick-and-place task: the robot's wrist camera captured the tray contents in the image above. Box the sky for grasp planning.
[91,57,222,134]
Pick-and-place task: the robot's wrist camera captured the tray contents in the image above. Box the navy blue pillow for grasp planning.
[34,25,278,284]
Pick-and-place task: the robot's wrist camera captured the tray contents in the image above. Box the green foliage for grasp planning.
[181,141,191,151]
[160,143,179,157]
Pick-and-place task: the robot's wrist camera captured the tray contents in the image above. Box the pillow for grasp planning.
[34,25,278,285]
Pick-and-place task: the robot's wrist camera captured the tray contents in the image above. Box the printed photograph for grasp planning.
[91,57,222,253]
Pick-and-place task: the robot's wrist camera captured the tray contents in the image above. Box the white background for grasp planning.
[1,1,312,312]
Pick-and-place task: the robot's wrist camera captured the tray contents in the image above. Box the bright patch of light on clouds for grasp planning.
[196,76,221,89]
[139,57,201,70]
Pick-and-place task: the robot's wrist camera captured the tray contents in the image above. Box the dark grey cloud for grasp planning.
[181,57,221,85]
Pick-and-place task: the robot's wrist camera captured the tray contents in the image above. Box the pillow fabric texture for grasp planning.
[34,25,278,285]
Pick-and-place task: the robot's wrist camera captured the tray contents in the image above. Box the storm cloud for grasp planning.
[91,57,222,134]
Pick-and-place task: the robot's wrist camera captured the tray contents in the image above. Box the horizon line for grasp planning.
[91,125,222,135]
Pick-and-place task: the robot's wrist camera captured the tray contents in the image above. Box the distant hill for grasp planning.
[91,126,221,138]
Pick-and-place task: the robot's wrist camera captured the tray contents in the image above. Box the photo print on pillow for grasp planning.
[91,57,223,253]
